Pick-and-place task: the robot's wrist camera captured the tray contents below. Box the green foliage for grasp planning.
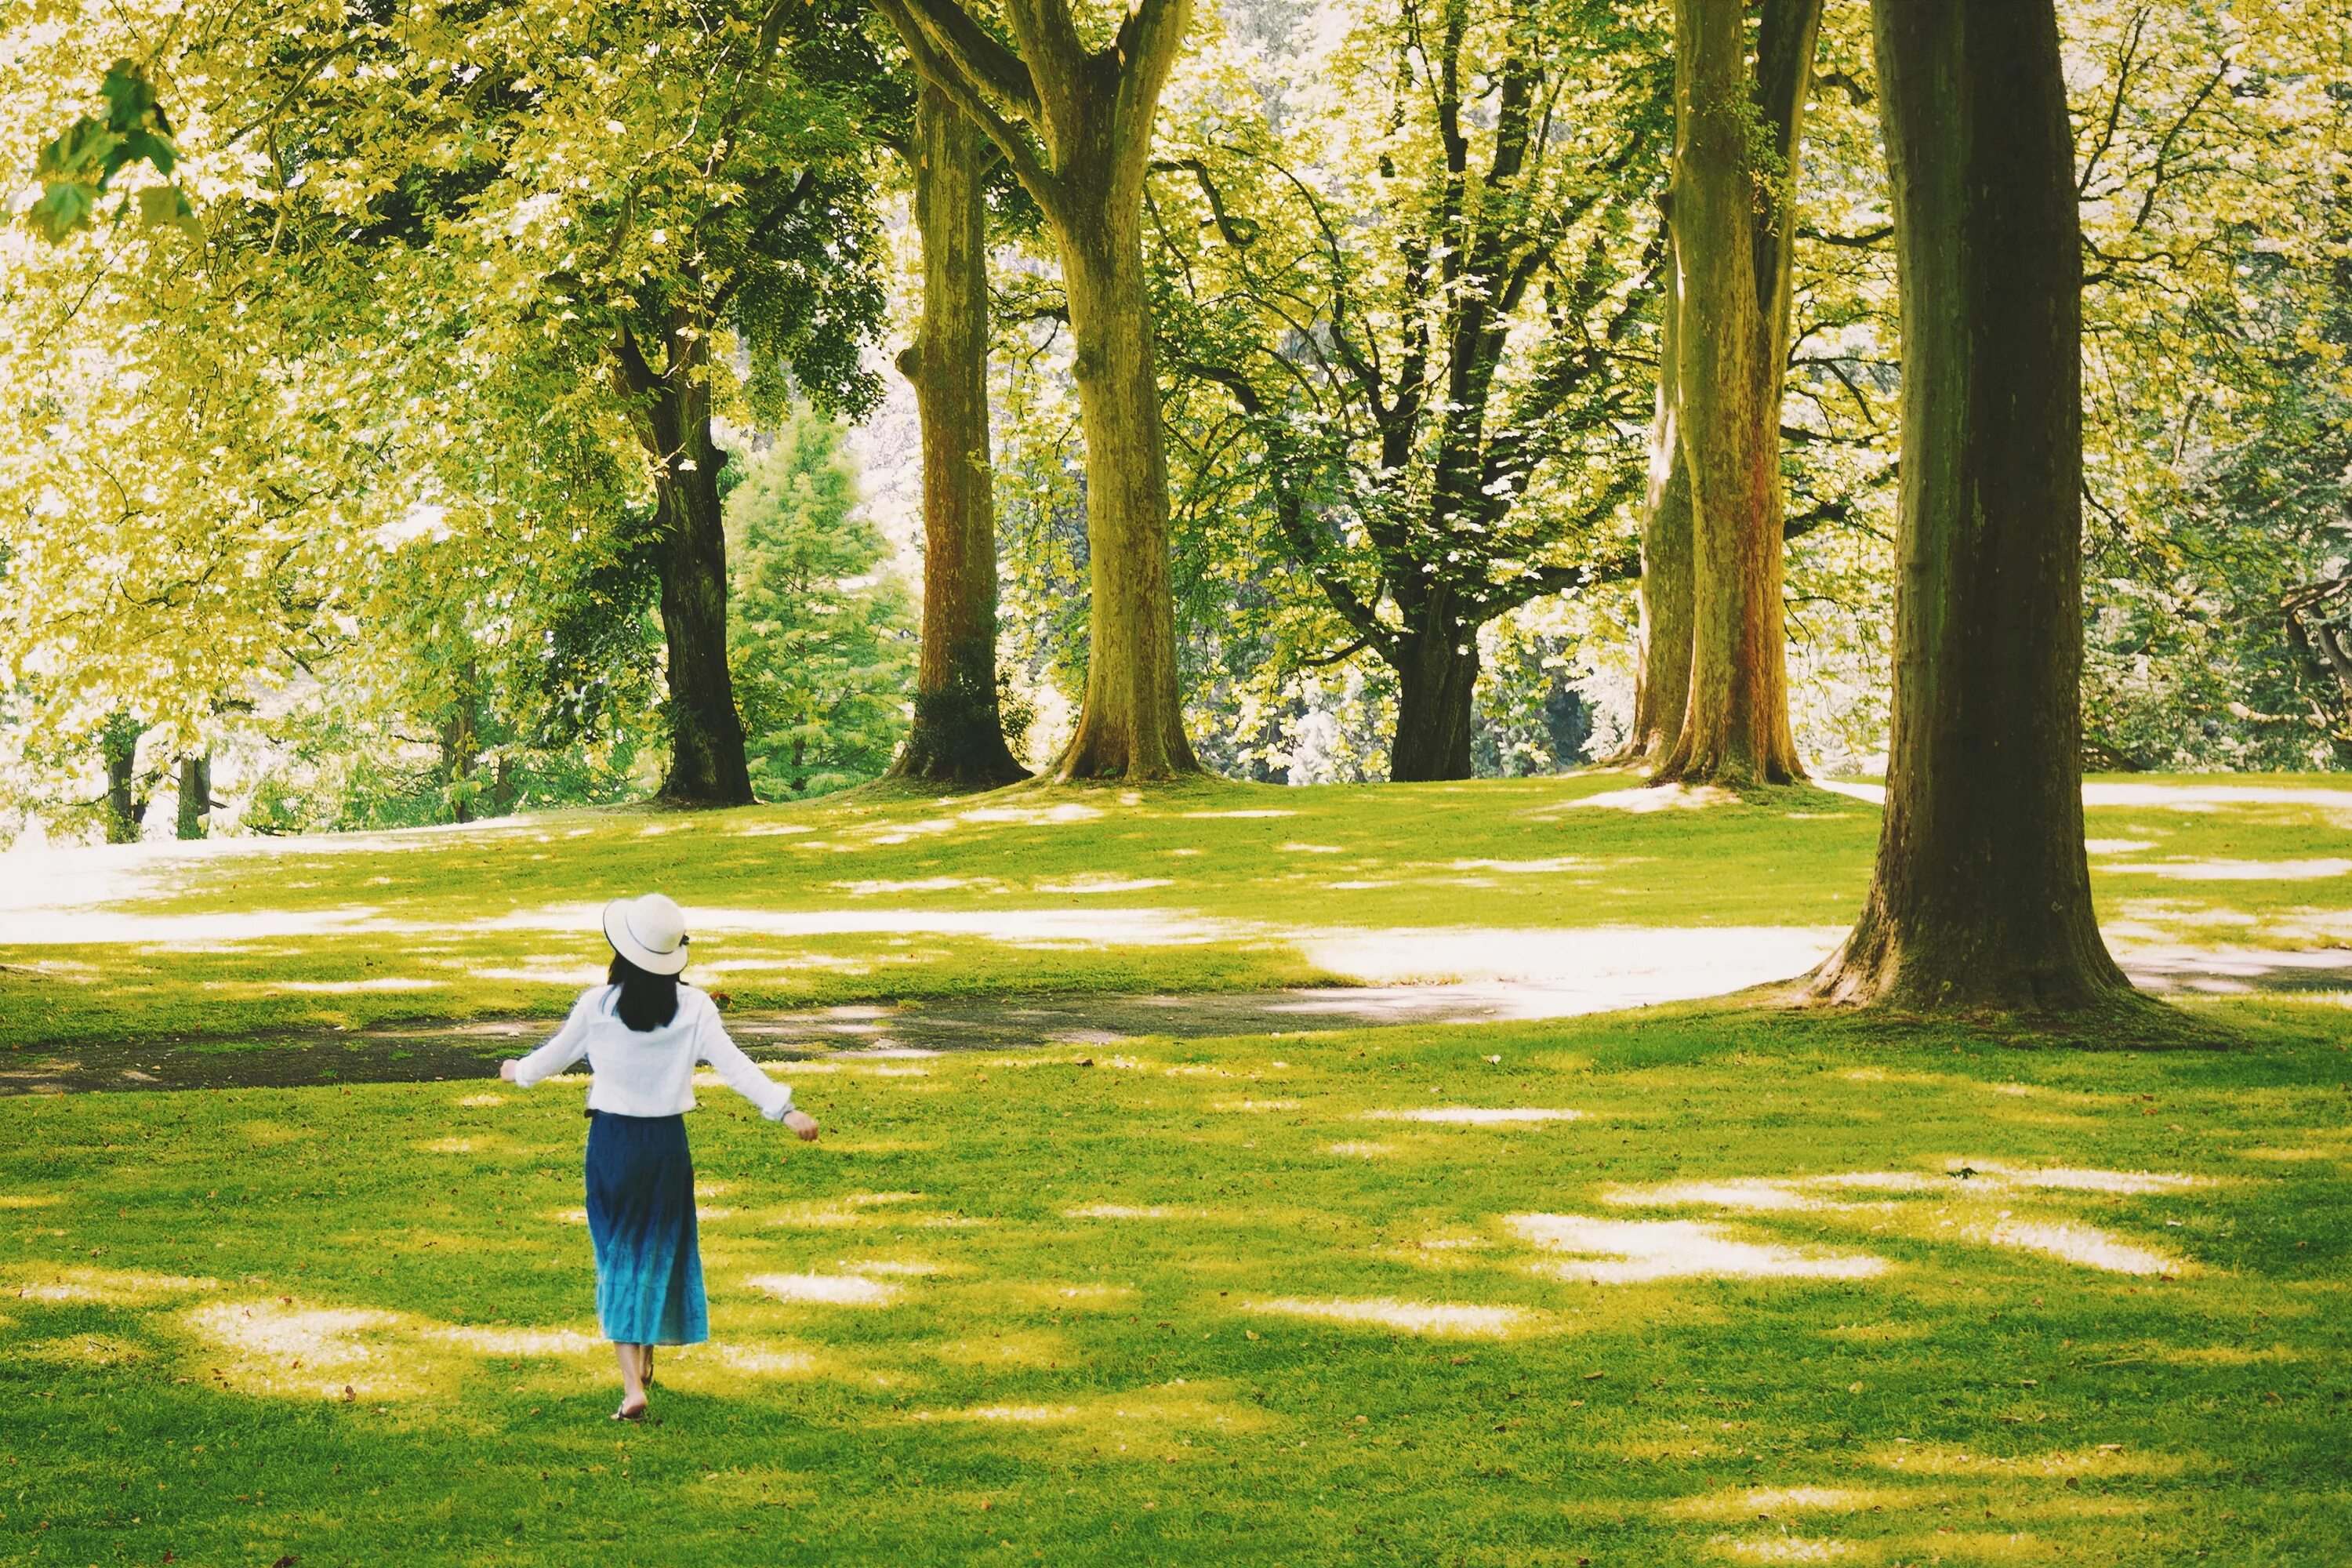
[726,411,916,798]
[1138,0,1671,773]
[24,58,199,243]
[2071,2,2352,768]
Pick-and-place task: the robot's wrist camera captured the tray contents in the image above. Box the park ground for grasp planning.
[3,770,2350,1564]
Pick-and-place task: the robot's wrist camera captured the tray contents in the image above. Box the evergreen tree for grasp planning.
[726,414,917,798]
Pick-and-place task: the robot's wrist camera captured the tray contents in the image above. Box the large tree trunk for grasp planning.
[890,88,1029,790]
[1808,0,2134,1013]
[1653,0,1820,787]
[1628,198,1694,761]
[1047,176,1199,781]
[1388,588,1481,782]
[175,754,211,840]
[619,318,756,808]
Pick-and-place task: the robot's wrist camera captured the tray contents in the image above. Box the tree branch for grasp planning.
[873,0,1063,220]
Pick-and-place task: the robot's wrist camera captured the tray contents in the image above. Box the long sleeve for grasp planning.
[694,1002,793,1121]
[511,992,597,1088]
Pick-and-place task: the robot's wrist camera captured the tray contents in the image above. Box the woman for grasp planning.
[502,891,818,1421]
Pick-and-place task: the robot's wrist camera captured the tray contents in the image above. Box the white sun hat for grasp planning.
[602,892,691,976]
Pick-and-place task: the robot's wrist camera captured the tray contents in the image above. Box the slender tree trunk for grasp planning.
[175,754,211,840]
[619,318,756,808]
[890,88,1029,789]
[1654,0,1820,787]
[1808,0,2134,1013]
[437,691,479,825]
[1049,180,1199,781]
[1388,595,1482,782]
[100,713,147,845]
[1629,198,1694,760]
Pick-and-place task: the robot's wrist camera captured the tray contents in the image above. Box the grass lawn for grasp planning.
[5,771,2352,1053]
[5,997,2350,1564]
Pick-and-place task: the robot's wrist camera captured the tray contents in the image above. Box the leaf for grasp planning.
[136,184,204,241]
[34,118,117,181]
[26,181,96,242]
[97,60,159,134]
[109,129,177,183]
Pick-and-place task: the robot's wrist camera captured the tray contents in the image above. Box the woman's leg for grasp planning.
[612,1342,648,1417]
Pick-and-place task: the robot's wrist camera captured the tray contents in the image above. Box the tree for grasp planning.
[1650,0,1823,786]
[1149,0,1668,781]
[1807,0,2135,1013]
[726,412,919,797]
[887,85,1030,786]
[875,0,1203,779]
[494,2,891,806]
[229,0,893,808]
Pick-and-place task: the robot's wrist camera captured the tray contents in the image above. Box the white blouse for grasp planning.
[510,985,793,1121]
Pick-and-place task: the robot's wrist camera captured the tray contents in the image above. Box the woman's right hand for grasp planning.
[499,1059,519,1083]
[782,1109,819,1142]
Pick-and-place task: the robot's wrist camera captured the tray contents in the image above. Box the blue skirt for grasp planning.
[584,1111,708,1346]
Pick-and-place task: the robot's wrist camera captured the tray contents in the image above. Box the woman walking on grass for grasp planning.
[501,892,818,1421]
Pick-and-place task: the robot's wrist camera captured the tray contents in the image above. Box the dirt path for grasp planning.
[5,945,2345,1097]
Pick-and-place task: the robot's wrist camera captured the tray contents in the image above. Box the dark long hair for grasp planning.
[608,952,680,1033]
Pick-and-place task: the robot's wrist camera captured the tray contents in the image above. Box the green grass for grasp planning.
[5,1000,2350,1564]
[6,770,2351,1053]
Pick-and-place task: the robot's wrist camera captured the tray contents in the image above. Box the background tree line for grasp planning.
[2,0,2347,845]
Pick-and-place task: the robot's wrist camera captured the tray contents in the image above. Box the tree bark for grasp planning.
[1629,198,1695,760]
[175,754,211,841]
[1388,586,1481,782]
[1808,0,2135,1013]
[437,685,479,825]
[875,0,1202,781]
[617,317,756,808]
[100,713,147,845]
[889,87,1029,790]
[1053,191,1197,779]
[1653,0,1820,787]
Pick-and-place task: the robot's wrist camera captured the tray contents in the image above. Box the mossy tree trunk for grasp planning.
[615,314,756,808]
[1653,0,1820,787]
[890,87,1029,789]
[1629,196,1695,762]
[877,0,1202,781]
[175,754,212,840]
[100,712,148,845]
[436,664,481,825]
[1807,0,2136,1013]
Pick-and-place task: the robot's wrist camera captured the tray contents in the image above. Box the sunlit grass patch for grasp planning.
[1506,1214,1889,1283]
[746,1272,904,1307]
[10,771,2352,1053]
[1241,1297,1529,1336]
[1362,1105,1586,1124]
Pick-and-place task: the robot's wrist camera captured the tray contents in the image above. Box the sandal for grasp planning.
[612,1399,648,1423]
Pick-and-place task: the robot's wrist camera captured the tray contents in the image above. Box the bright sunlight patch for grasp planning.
[1242,1297,1526,1337]
[1506,1214,1888,1283]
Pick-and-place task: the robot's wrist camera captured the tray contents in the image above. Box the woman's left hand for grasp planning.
[782,1109,819,1142]
[499,1059,519,1083]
